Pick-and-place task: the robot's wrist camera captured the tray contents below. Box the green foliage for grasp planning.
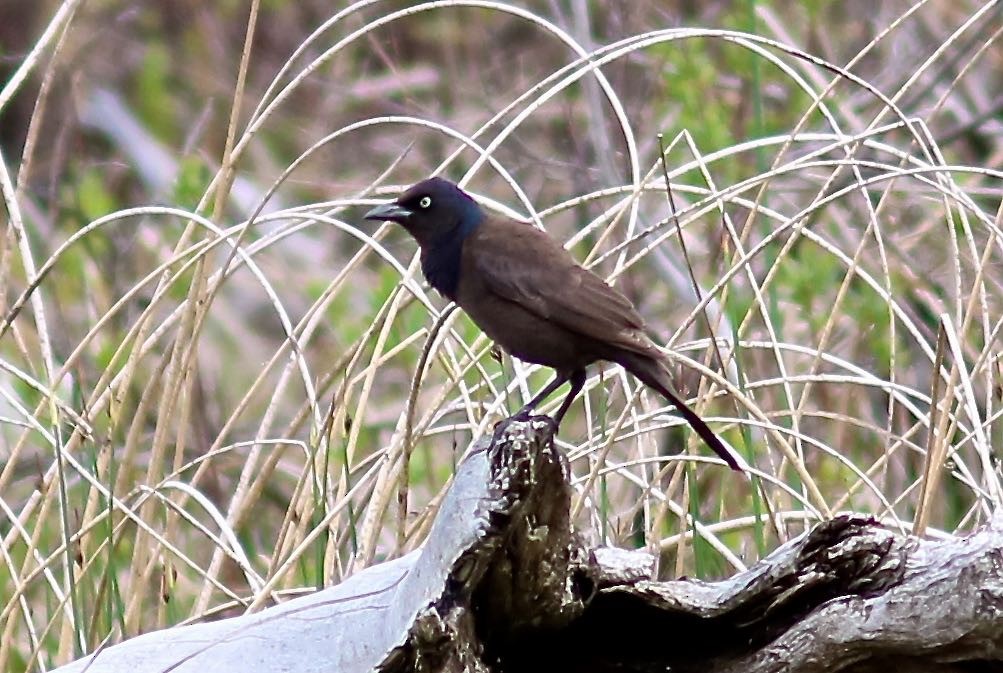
[779,237,842,334]
[173,156,212,212]
[76,168,118,222]
[135,43,177,143]
[665,42,735,155]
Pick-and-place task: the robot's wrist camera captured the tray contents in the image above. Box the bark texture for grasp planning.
[51,419,1003,673]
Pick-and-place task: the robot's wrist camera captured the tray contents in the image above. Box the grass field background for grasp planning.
[0,1,1001,669]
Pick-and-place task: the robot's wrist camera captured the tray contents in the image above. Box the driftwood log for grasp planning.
[53,418,1003,673]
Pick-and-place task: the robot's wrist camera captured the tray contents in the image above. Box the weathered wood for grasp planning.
[51,419,1003,673]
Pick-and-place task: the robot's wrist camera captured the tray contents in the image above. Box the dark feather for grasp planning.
[363,177,743,472]
[422,234,466,300]
[465,217,655,356]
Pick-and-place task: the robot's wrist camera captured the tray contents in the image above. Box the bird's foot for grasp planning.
[491,416,514,441]
[537,414,560,433]
[492,411,558,442]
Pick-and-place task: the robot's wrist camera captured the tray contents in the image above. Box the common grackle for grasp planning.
[365,177,742,471]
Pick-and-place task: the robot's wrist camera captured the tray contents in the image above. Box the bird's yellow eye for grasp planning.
[419,196,432,209]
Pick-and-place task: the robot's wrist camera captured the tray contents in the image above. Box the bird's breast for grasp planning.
[420,242,463,300]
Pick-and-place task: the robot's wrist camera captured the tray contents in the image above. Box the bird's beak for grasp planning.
[364,202,412,223]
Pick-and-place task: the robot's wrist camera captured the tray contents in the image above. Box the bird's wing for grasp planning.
[468,217,656,355]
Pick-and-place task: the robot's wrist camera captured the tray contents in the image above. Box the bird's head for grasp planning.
[363,177,484,248]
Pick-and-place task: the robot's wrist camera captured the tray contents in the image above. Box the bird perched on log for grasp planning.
[365,177,741,471]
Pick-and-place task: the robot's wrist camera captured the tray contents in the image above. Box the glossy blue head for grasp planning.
[364,177,485,299]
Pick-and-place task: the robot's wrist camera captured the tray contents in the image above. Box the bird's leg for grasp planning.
[493,371,570,441]
[553,369,586,425]
[493,369,583,440]
[512,369,572,420]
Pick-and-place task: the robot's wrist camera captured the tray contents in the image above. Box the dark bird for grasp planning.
[365,177,742,471]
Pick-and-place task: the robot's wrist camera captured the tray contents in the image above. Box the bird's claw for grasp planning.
[491,410,560,442]
[535,414,560,432]
[491,415,516,441]
[494,411,557,433]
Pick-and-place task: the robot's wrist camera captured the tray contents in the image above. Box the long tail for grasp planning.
[616,351,743,471]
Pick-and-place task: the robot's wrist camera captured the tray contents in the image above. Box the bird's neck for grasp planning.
[421,212,483,301]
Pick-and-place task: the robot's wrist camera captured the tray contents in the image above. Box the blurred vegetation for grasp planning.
[1,0,1002,669]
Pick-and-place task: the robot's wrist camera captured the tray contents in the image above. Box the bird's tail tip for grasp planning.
[615,351,747,472]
